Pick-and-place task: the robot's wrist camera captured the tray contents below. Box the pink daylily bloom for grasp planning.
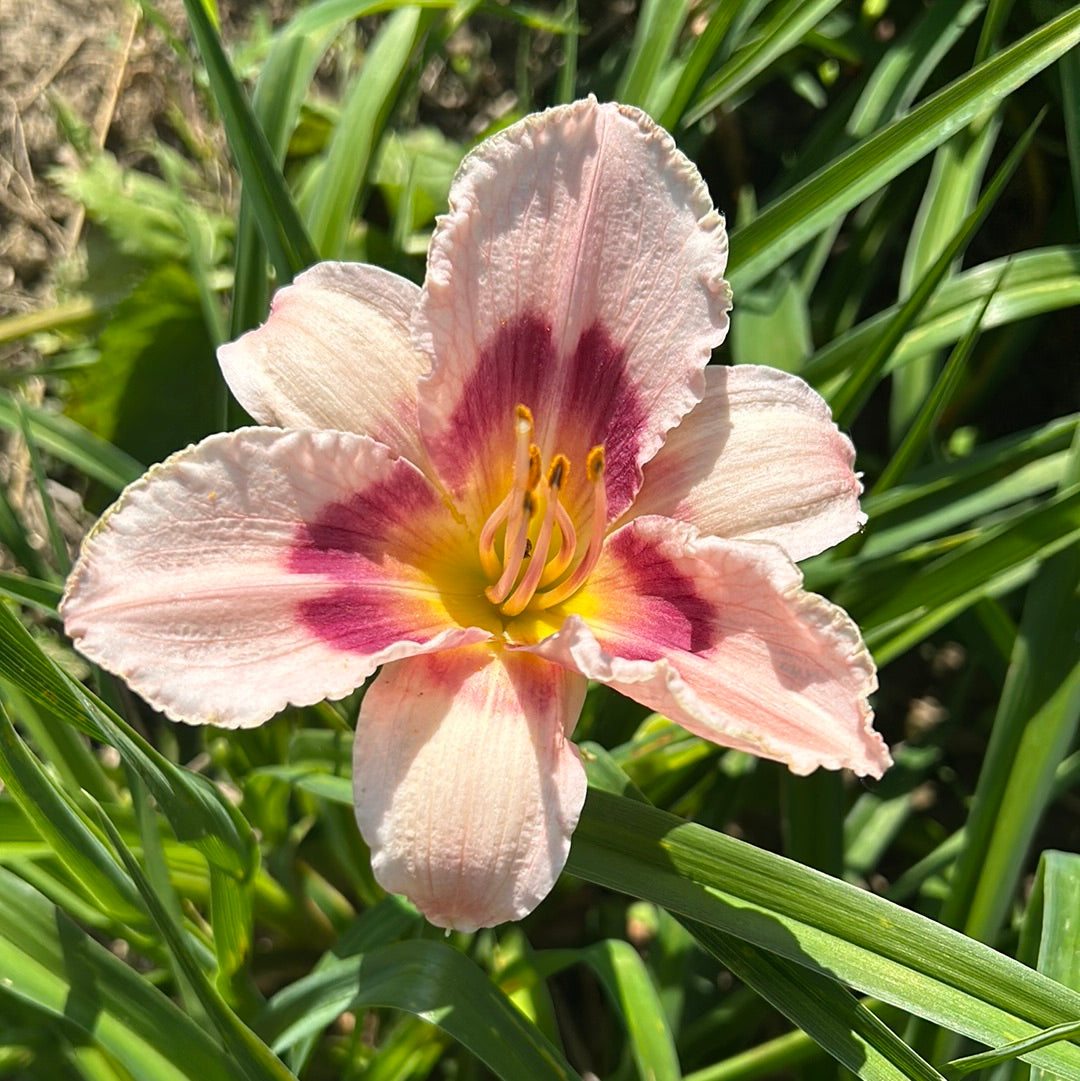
[61,98,890,931]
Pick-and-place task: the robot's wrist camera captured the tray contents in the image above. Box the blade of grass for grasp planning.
[846,0,987,139]
[944,1023,1080,1079]
[685,0,845,123]
[1019,852,1080,1081]
[724,7,1080,293]
[859,485,1080,665]
[0,392,142,492]
[259,939,582,1081]
[891,115,1000,441]
[232,0,425,336]
[0,705,145,926]
[658,0,753,129]
[1063,46,1080,228]
[13,398,69,575]
[873,262,1005,493]
[0,485,50,581]
[828,113,1039,427]
[0,572,61,614]
[521,940,683,1081]
[936,431,1080,947]
[95,808,298,1081]
[0,603,258,880]
[615,0,689,111]
[554,0,578,104]
[805,246,1080,387]
[686,923,947,1081]
[304,7,428,258]
[180,0,317,283]
[0,866,234,1081]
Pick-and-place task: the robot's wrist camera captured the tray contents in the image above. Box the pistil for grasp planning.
[478,406,538,580]
[501,456,569,617]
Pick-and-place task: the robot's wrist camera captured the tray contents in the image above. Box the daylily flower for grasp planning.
[61,98,890,931]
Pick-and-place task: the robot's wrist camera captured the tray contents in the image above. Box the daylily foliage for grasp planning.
[61,99,890,931]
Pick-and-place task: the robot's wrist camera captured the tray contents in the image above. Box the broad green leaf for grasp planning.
[260,939,582,1081]
[65,264,222,467]
[729,268,812,373]
[725,8,1080,292]
[566,788,1080,1078]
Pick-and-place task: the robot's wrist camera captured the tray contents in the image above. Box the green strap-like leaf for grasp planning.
[0,866,232,1081]
[725,7,1080,292]
[685,922,946,1081]
[565,787,1080,1079]
[180,0,317,282]
[260,939,583,1081]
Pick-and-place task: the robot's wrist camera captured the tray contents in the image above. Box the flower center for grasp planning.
[477,404,606,617]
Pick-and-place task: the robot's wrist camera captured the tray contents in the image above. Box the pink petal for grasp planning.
[61,429,488,727]
[630,365,865,562]
[218,262,429,463]
[416,98,732,529]
[527,517,890,778]
[354,646,588,931]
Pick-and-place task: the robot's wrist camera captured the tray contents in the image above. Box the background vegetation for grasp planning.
[0,0,1078,1078]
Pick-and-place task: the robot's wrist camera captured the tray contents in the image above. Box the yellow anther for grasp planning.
[586,445,605,481]
[547,455,569,491]
[515,403,534,430]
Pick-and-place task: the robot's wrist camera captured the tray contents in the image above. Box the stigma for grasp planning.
[477,405,606,616]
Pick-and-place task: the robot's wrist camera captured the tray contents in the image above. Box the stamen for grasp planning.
[501,456,569,617]
[486,491,535,605]
[477,492,512,579]
[534,446,607,610]
[539,500,577,586]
